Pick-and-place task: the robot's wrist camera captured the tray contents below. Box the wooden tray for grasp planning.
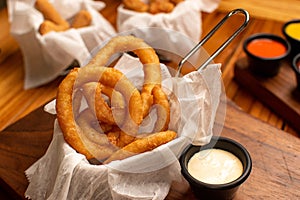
[234,57,300,133]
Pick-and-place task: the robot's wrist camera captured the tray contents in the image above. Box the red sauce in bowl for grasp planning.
[247,38,287,58]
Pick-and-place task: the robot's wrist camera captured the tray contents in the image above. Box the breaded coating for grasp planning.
[104,130,177,164]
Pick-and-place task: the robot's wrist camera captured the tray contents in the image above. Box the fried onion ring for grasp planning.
[76,109,111,146]
[152,85,170,132]
[57,66,144,159]
[103,130,177,164]
[74,66,143,134]
[82,82,125,126]
[56,68,114,160]
[56,35,175,163]
[97,83,126,126]
[87,35,161,118]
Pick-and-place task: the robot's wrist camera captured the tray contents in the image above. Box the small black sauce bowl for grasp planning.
[282,20,300,58]
[292,53,300,90]
[180,137,252,200]
[243,33,291,77]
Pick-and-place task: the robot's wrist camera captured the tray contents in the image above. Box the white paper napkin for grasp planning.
[8,0,116,89]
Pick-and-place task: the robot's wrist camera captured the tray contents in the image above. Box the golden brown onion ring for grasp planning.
[152,85,170,132]
[104,130,177,164]
[56,68,114,160]
[74,66,143,136]
[57,66,144,160]
[87,35,161,118]
[76,109,110,146]
[81,82,125,126]
[96,83,126,126]
[56,35,174,163]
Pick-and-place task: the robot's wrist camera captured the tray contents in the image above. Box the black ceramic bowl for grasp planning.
[292,53,300,90]
[243,33,291,77]
[282,19,300,58]
[180,137,252,200]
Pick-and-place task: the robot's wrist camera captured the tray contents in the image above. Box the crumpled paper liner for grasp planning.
[7,0,116,89]
[26,122,182,200]
[117,0,220,42]
[25,51,223,199]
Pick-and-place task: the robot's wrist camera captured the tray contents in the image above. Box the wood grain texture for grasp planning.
[0,8,19,63]
[218,101,300,199]
[218,0,300,23]
[0,50,62,132]
[0,105,55,198]
[0,100,299,199]
[234,58,300,133]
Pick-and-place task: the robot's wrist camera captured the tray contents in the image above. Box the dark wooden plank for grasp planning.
[0,177,21,200]
[234,57,300,133]
[0,104,56,199]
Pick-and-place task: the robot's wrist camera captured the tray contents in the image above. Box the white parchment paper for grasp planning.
[7,0,116,89]
[117,0,220,42]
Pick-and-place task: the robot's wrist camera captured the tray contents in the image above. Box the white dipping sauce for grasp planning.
[187,149,243,184]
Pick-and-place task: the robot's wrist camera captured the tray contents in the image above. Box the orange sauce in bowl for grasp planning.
[247,38,287,58]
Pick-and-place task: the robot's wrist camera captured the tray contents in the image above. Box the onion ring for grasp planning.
[76,109,111,146]
[96,83,126,126]
[82,82,125,126]
[103,130,177,164]
[56,35,175,163]
[152,85,170,132]
[87,35,161,118]
[56,68,114,160]
[72,88,83,118]
[57,66,144,159]
[74,66,143,135]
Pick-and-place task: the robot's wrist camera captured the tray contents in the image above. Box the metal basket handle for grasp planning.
[175,8,250,77]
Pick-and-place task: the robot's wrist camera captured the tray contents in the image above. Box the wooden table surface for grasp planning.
[0,100,299,199]
[0,0,300,199]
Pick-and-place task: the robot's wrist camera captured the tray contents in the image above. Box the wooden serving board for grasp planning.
[234,57,300,133]
[0,100,300,199]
